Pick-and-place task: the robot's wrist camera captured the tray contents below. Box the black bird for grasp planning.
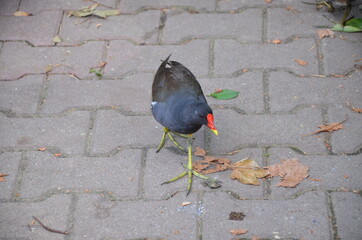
[151,54,219,195]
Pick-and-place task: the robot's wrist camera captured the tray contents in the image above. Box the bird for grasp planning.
[151,54,219,195]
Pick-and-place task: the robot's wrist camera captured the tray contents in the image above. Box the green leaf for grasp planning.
[332,18,362,32]
[67,3,120,19]
[208,89,239,100]
[89,68,102,77]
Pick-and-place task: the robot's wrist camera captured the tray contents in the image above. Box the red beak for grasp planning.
[206,113,218,135]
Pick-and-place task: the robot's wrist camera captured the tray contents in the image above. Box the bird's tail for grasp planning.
[160,54,172,68]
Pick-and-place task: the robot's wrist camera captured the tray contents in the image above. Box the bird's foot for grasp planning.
[161,166,220,196]
[156,128,186,153]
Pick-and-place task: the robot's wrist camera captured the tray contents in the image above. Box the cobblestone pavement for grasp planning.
[1,0,362,239]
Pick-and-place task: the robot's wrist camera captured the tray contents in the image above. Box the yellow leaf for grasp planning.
[230,159,269,185]
[14,11,32,16]
[53,35,62,43]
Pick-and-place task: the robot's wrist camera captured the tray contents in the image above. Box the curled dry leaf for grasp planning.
[303,117,348,136]
[230,229,248,235]
[37,147,46,151]
[54,153,62,157]
[194,147,206,157]
[230,159,269,186]
[271,39,282,44]
[0,174,9,182]
[193,156,231,175]
[293,59,308,66]
[14,11,32,16]
[317,29,334,39]
[351,107,362,113]
[267,158,309,188]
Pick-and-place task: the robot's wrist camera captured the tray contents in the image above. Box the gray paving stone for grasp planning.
[44,73,153,115]
[328,106,362,154]
[105,39,209,77]
[322,38,362,75]
[162,9,262,43]
[0,0,20,15]
[199,72,264,114]
[72,193,198,239]
[0,111,89,154]
[202,191,330,239]
[0,152,21,200]
[59,10,160,45]
[332,192,362,240]
[267,8,331,40]
[209,108,326,154]
[0,194,71,239]
[269,71,362,112]
[0,75,44,115]
[144,148,264,199]
[91,110,160,154]
[0,11,62,46]
[217,0,309,11]
[21,149,142,199]
[0,41,104,79]
[267,148,362,198]
[119,0,216,13]
[214,39,319,76]
[19,0,116,12]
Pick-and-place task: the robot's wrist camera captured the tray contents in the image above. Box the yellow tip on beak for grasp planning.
[211,128,218,136]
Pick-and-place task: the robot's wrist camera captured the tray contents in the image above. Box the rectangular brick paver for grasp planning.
[210,108,326,154]
[0,41,104,79]
[214,38,319,76]
[0,0,20,15]
[0,152,21,200]
[105,39,209,77]
[59,10,161,45]
[0,11,62,46]
[332,192,362,240]
[0,75,44,115]
[43,73,153,115]
[162,9,262,43]
[0,111,90,155]
[0,194,71,239]
[203,191,331,239]
[72,193,198,240]
[20,149,142,199]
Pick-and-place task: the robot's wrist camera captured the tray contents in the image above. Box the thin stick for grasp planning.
[32,216,69,235]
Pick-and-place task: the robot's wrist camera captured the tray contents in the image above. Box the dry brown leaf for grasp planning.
[194,147,206,157]
[226,150,241,155]
[242,68,248,73]
[54,153,62,157]
[294,58,308,66]
[303,117,348,136]
[267,158,309,188]
[215,88,223,93]
[99,61,107,68]
[317,29,334,39]
[351,107,362,113]
[271,39,282,44]
[37,147,46,151]
[230,229,248,235]
[308,177,322,182]
[181,201,191,206]
[14,11,32,16]
[0,174,9,182]
[285,6,300,13]
[193,156,232,174]
[230,159,269,185]
[264,0,272,3]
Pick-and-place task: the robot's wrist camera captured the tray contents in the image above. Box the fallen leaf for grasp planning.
[89,68,102,77]
[44,64,53,73]
[229,211,245,221]
[0,174,9,182]
[230,159,269,185]
[67,4,120,19]
[52,35,62,43]
[208,89,239,100]
[226,150,240,155]
[230,229,248,235]
[264,0,272,3]
[303,117,348,136]
[14,11,32,16]
[96,23,102,28]
[242,68,248,73]
[99,61,107,68]
[37,147,46,151]
[285,6,300,13]
[194,147,206,157]
[351,107,362,113]
[271,39,282,44]
[193,156,232,175]
[293,59,308,66]
[181,201,191,206]
[308,177,322,182]
[317,29,334,39]
[267,158,309,188]
[54,153,62,157]
[332,18,362,32]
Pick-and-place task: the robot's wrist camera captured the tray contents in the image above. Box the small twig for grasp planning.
[32,216,69,235]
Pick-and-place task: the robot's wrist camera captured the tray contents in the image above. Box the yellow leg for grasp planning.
[156,127,186,153]
[161,135,221,196]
